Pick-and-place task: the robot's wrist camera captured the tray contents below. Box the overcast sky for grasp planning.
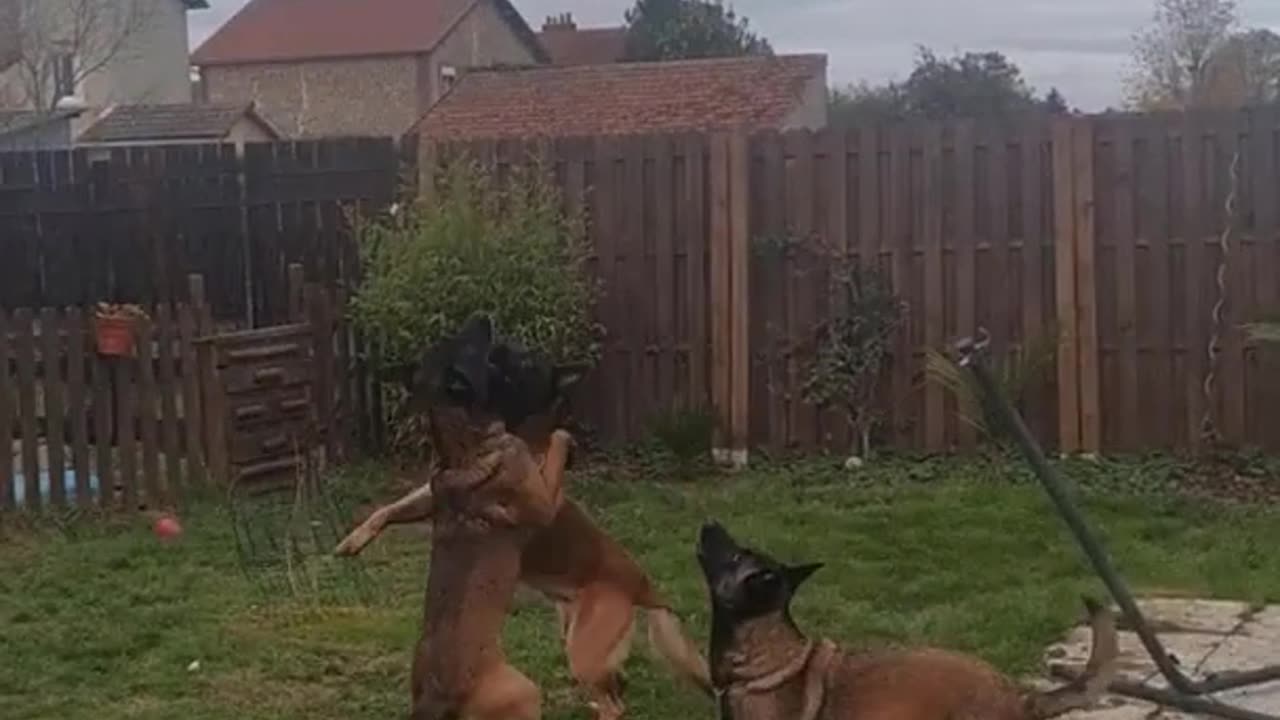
[189,0,1280,111]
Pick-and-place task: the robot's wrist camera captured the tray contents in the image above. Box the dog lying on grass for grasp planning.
[337,333,711,720]
[407,314,572,720]
[696,521,1118,720]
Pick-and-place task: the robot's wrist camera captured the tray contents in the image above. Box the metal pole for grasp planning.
[953,331,1280,703]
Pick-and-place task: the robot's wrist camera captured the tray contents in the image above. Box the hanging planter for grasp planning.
[93,303,148,357]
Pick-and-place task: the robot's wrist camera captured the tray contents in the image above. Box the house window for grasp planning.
[51,54,75,99]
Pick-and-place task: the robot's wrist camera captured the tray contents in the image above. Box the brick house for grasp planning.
[412,54,829,140]
[536,13,626,66]
[0,0,207,112]
[192,0,548,138]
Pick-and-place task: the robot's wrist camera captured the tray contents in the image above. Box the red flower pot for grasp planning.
[95,316,136,357]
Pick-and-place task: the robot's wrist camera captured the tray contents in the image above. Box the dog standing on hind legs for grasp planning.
[696,520,1119,720]
[336,336,711,720]
[406,314,573,720]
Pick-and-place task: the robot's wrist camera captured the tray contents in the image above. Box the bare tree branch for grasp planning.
[7,0,155,113]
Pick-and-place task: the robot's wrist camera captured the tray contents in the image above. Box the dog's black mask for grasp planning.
[697,521,823,622]
[487,340,586,431]
[404,313,586,435]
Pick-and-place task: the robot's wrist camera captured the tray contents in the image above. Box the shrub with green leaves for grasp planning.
[350,156,602,378]
[802,264,904,459]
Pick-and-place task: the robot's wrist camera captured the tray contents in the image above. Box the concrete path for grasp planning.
[1036,598,1280,718]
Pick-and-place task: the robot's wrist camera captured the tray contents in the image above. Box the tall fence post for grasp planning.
[709,131,751,468]
[1051,118,1101,455]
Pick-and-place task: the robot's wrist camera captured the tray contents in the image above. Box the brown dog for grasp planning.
[696,521,1119,720]
[338,339,711,720]
[407,315,572,720]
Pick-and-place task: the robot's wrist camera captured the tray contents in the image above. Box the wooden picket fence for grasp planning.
[0,294,212,511]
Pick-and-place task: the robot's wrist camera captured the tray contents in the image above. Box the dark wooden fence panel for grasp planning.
[0,139,399,326]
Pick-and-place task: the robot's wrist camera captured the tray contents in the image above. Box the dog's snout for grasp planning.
[697,521,735,558]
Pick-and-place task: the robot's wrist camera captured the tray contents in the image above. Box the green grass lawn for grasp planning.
[3,456,1280,719]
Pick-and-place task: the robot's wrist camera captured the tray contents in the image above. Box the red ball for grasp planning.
[153,515,183,541]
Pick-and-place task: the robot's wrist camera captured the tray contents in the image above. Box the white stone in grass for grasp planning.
[187,660,201,673]
[844,456,865,470]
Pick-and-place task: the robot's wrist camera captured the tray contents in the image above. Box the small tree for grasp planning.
[623,0,771,62]
[5,0,156,112]
[827,48,1070,125]
[801,264,904,460]
[1126,0,1240,109]
[350,156,602,451]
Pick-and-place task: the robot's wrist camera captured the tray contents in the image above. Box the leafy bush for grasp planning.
[350,156,603,377]
[647,406,716,462]
[801,264,905,459]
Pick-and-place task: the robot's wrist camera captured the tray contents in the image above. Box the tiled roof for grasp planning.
[78,103,279,143]
[412,54,827,140]
[192,0,545,66]
[537,26,627,66]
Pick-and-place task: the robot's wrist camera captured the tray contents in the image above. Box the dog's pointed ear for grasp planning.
[457,312,495,347]
[783,562,824,588]
[553,364,589,394]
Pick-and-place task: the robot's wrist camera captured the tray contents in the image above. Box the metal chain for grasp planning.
[1200,149,1242,444]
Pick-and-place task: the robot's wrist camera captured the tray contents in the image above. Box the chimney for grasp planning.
[542,12,576,32]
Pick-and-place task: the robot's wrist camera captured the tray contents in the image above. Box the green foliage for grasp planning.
[828,47,1068,125]
[924,330,1058,444]
[349,156,602,378]
[623,0,771,62]
[647,406,716,463]
[801,265,905,457]
[1245,322,1280,344]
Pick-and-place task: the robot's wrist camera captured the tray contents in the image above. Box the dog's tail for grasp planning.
[645,608,713,696]
[1025,596,1119,719]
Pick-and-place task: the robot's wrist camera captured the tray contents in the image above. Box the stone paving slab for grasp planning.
[1040,598,1280,719]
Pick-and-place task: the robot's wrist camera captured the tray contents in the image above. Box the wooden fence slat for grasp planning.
[1073,119,1102,453]
[137,315,160,503]
[92,335,112,509]
[922,124,946,452]
[652,135,676,414]
[986,129,1012,374]
[785,130,817,448]
[591,136,619,440]
[622,136,646,439]
[0,310,11,510]
[1218,114,1247,445]
[729,131,751,457]
[1020,122,1048,443]
[888,126,913,447]
[1113,119,1140,451]
[1182,117,1207,451]
[65,307,91,507]
[682,134,708,412]
[1142,118,1174,449]
[1250,108,1279,450]
[1052,120,1082,453]
[761,132,787,449]
[14,309,38,507]
[40,308,66,507]
[822,129,851,449]
[116,339,138,509]
[156,305,182,494]
[709,133,732,451]
[954,121,979,449]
